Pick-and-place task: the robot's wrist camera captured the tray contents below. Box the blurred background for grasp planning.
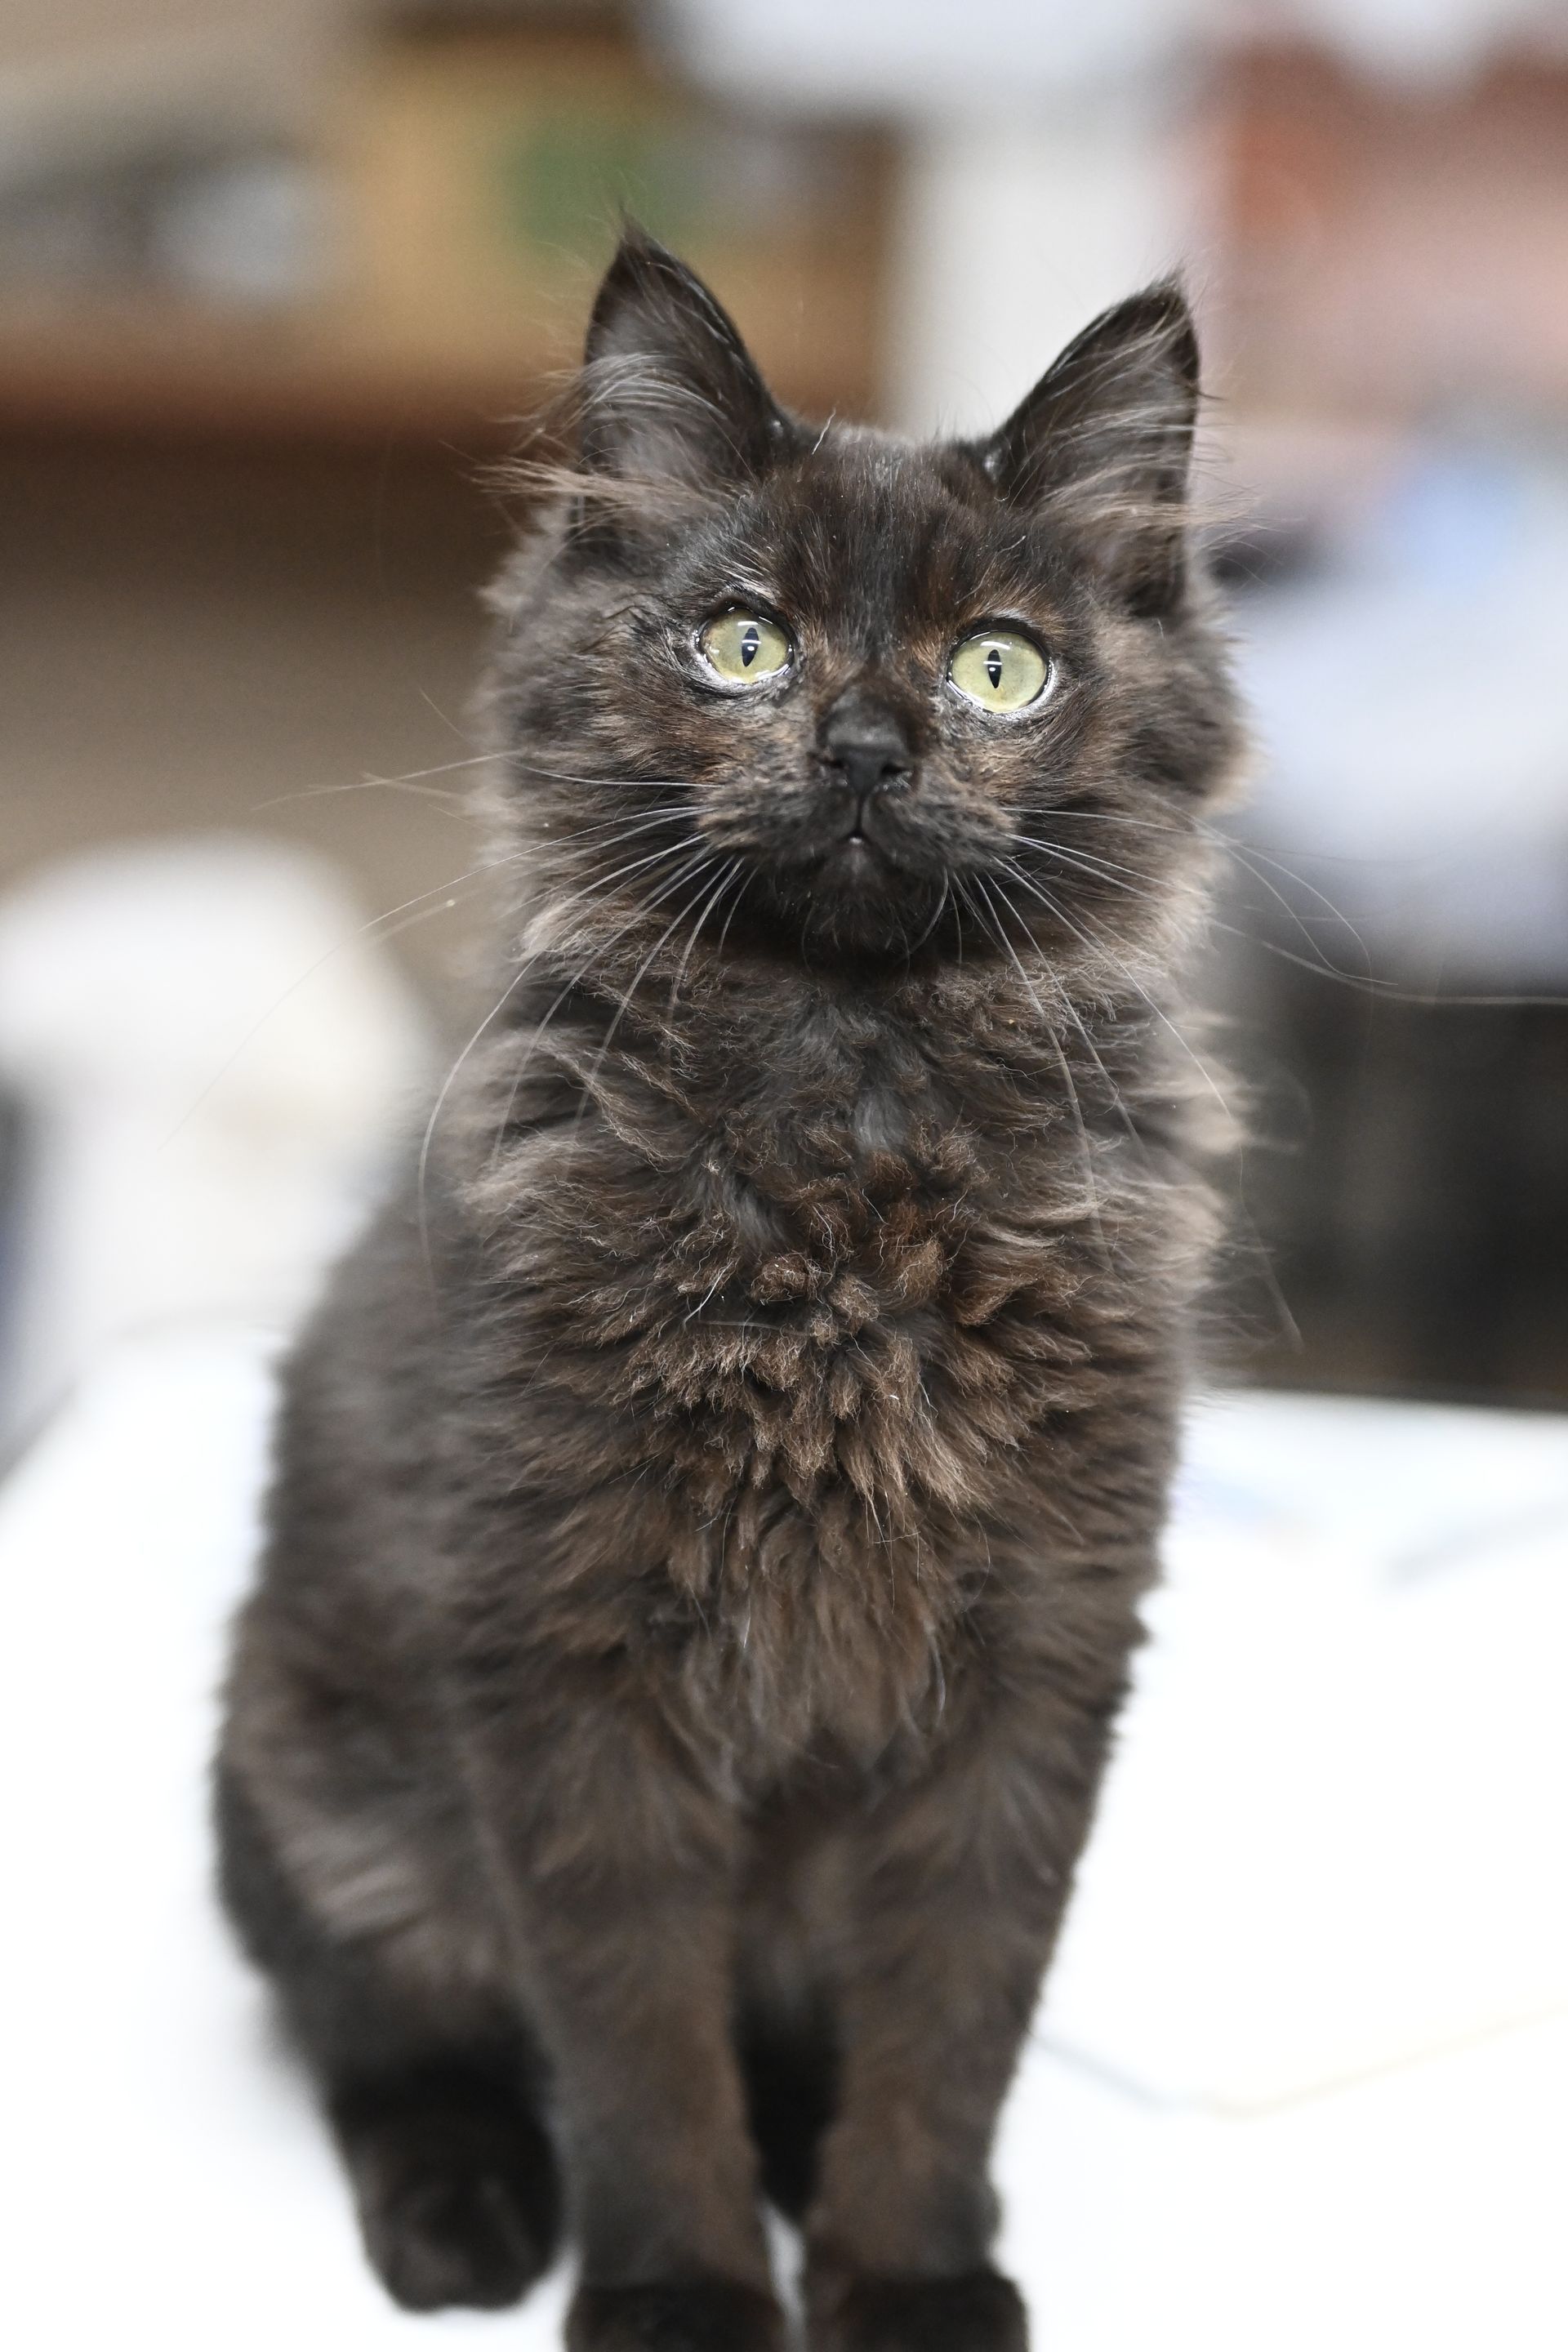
[4,15,1566,2345]
[2,0,1567,1449]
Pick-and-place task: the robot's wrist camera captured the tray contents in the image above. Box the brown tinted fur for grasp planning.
[216,233,1242,2350]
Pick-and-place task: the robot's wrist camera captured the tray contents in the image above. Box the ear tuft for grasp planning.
[577,227,789,492]
[982,281,1200,616]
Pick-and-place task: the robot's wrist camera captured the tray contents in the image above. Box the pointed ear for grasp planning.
[577,229,789,492]
[983,283,1200,617]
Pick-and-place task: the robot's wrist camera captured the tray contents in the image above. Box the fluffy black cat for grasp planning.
[217,231,1241,2352]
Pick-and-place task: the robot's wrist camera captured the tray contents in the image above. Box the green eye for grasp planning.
[699,609,792,685]
[947,629,1049,714]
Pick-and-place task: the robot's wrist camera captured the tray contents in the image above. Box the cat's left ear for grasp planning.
[577,228,790,492]
[982,283,1200,617]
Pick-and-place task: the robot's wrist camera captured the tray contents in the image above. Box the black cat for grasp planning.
[217,229,1241,2352]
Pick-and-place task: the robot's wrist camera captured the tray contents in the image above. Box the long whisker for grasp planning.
[903,871,952,962]
[512,760,702,790]
[982,871,1300,1356]
[1034,807,1376,953]
[425,838,708,1235]
[1208,835,1374,978]
[1015,840,1309,1346]
[1041,879,1236,1125]
[991,869,1142,1134]
[1021,808,1387,983]
[1205,920,1568,1010]
[554,812,697,866]
[1019,806,1187,832]
[570,799,693,831]
[666,858,744,1022]
[712,866,755,960]
[418,964,541,1289]
[251,750,507,816]
[564,858,724,1151]
[1205,822,1552,1001]
[543,833,706,911]
[488,854,719,1174]
[999,850,1138,928]
[1009,836,1156,898]
[967,874,1110,1258]
[163,858,512,1147]
[250,780,471,815]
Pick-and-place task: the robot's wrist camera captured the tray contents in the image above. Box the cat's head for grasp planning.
[487,230,1240,986]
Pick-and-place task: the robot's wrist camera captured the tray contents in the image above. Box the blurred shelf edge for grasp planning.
[0,307,555,452]
[0,301,880,453]
[0,184,898,450]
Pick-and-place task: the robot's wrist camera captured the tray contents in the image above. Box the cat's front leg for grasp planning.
[460,1656,784,2352]
[803,1673,1124,2352]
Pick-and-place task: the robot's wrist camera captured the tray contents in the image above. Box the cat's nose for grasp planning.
[818,701,915,807]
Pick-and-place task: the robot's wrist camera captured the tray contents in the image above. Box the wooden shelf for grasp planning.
[0,303,884,450]
[0,304,558,448]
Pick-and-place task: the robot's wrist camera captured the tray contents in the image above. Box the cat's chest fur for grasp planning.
[483,988,1110,1551]
[461,983,1144,1765]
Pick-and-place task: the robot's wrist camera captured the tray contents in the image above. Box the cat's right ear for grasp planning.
[576,229,790,494]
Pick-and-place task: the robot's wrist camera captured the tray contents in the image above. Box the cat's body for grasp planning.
[217,235,1241,2352]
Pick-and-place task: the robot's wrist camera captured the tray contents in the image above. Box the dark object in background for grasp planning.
[1223,940,1568,1406]
[0,1083,29,1454]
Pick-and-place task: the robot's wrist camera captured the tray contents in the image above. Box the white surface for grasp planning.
[1235,453,1568,982]
[1048,1388,1568,2105]
[0,838,430,1446]
[2,1330,1565,2349]
[662,1,1196,115]
[663,0,1568,106]
[884,100,1187,439]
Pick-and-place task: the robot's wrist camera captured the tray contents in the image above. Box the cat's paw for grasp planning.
[568,2278,786,2352]
[806,2265,1028,2352]
[361,2161,550,2311]
[338,2084,559,2311]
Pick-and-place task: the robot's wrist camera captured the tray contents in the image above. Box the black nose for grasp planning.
[818,703,914,805]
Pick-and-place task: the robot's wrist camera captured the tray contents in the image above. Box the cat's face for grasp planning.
[489,235,1239,982]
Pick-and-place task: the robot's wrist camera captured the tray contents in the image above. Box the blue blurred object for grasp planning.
[1232,439,1568,988]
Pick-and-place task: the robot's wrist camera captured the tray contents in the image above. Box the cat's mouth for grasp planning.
[815,796,922,881]
[702,795,964,957]
[826,831,880,875]
[807,831,933,915]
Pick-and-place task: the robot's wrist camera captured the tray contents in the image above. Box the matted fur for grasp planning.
[217,230,1244,2351]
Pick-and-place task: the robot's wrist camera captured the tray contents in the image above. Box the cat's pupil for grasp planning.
[986,647,1003,689]
[740,623,760,667]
